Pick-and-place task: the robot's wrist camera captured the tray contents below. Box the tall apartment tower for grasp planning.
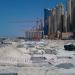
[71,0,75,30]
[67,0,71,31]
[44,9,51,35]
[67,0,75,31]
[63,11,67,32]
[48,8,57,34]
[67,0,71,19]
[52,8,57,33]
[48,9,52,34]
[56,3,64,32]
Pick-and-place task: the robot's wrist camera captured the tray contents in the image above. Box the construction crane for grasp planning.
[9,18,44,30]
[9,18,44,40]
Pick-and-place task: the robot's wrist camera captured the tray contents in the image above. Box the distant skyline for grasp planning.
[0,0,66,37]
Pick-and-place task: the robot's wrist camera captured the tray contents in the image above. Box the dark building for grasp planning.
[67,0,75,31]
[71,0,75,31]
[44,24,48,35]
[44,9,51,22]
[44,9,51,35]
[44,0,75,37]
[44,3,65,35]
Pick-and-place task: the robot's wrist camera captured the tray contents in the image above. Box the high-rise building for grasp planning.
[48,9,52,34]
[48,16,51,34]
[56,3,64,32]
[44,3,65,36]
[44,9,51,21]
[44,8,51,35]
[67,0,71,18]
[44,0,75,37]
[63,11,67,32]
[67,0,71,31]
[67,0,75,31]
[71,0,75,31]
[51,8,57,33]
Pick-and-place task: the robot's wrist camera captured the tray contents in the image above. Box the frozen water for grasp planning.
[55,63,74,69]
[0,40,75,75]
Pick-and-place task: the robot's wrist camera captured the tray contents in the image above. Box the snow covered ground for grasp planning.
[0,39,75,75]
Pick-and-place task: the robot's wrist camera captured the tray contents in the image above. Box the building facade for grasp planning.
[44,3,66,36]
[67,0,75,31]
[44,9,51,35]
[71,0,75,31]
[44,0,75,38]
[56,3,65,32]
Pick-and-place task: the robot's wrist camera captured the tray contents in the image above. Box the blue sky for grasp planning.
[0,0,66,37]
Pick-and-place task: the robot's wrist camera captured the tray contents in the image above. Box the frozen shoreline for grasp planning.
[0,40,75,75]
